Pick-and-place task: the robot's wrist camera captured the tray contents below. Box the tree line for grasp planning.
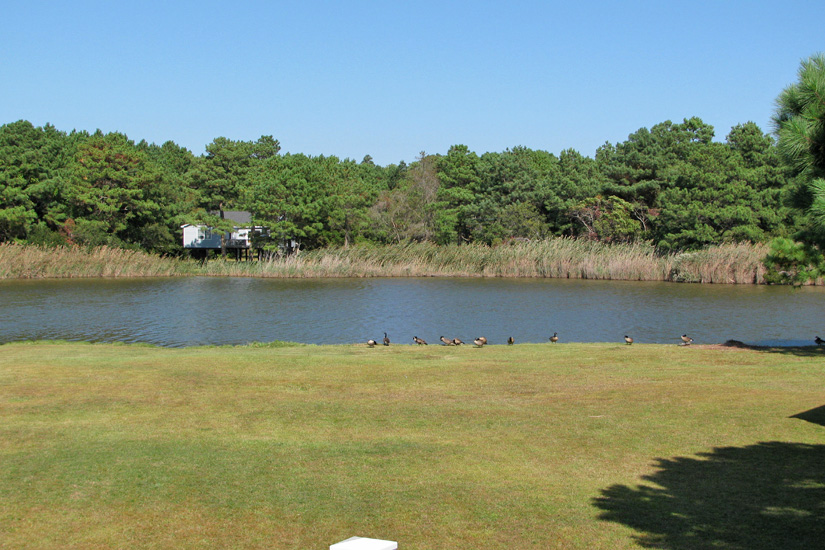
[0,115,802,258]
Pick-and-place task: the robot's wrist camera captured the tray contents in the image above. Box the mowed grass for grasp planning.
[1,342,823,549]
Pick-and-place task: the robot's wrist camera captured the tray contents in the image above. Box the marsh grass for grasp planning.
[670,242,771,283]
[0,243,184,279]
[197,239,776,283]
[1,341,823,548]
[0,239,792,284]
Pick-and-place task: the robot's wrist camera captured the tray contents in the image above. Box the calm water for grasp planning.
[0,277,823,347]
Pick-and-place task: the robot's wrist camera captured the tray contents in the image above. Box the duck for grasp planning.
[549,332,559,343]
[453,337,464,346]
[816,336,824,346]
[624,335,633,345]
[680,334,693,345]
[383,332,390,346]
[440,336,454,346]
[367,339,378,347]
[507,336,514,345]
[473,337,485,347]
[413,336,427,345]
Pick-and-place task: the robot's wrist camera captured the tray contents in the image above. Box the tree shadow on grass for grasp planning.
[751,346,825,358]
[710,340,825,358]
[593,442,825,549]
[791,405,825,428]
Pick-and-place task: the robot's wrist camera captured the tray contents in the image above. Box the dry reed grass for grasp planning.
[0,243,182,279]
[197,239,776,284]
[0,239,788,284]
[669,242,770,284]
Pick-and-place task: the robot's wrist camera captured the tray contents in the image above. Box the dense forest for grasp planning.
[0,116,800,258]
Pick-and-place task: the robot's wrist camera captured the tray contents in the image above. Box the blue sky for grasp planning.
[2,1,823,165]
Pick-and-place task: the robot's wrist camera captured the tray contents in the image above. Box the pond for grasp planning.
[0,277,823,347]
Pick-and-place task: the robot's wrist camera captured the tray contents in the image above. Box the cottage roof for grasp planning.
[209,210,252,225]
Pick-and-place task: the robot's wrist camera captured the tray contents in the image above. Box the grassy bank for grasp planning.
[1,341,823,549]
[0,239,784,283]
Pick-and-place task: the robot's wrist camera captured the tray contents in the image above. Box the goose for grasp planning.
[453,337,464,346]
[473,337,485,347]
[477,336,487,345]
[624,335,633,345]
[507,336,514,345]
[680,334,693,345]
[440,336,454,346]
[549,332,559,343]
[383,332,390,346]
[367,339,378,348]
[816,336,824,346]
[413,336,427,345]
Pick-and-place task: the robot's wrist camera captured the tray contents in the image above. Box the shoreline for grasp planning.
[3,339,823,352]
[1,239,799,284]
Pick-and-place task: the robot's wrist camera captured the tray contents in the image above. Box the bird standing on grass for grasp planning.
[508,336,515,345]
[681,334,693,345]
[413,336,427,345]
[440,336,454,346]
[624,335,633,345]
[477,336,487,345]
[473,337,485,347]
[367,339,378,347]
[453,337,464,345]
[383,332,390,346]
[816,336,824,346]
[550,332,559,343]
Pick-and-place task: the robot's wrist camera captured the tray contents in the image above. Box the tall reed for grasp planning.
[0,243,183,279]
[194,239,776,283]
[669,242,770,284]
[0,239,786,283]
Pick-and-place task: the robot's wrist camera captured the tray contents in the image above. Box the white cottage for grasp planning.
[181,211,260,257]
[181,224,222,249]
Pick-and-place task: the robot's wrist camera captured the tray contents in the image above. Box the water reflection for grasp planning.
[0,277,823,347]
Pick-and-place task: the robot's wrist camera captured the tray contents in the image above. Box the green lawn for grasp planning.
[1,341,823,549]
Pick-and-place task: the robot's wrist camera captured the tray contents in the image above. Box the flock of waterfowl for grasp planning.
[366,332,701,347]
[366,333,825,348]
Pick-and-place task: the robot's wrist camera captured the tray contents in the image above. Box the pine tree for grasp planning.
[766,53,825,283]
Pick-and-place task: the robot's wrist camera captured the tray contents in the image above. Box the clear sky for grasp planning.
[2,0,823,166]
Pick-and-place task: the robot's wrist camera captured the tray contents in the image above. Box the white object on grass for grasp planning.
[330,536,398,550]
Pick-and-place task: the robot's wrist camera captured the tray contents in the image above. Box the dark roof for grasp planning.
[209,210,252,224]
